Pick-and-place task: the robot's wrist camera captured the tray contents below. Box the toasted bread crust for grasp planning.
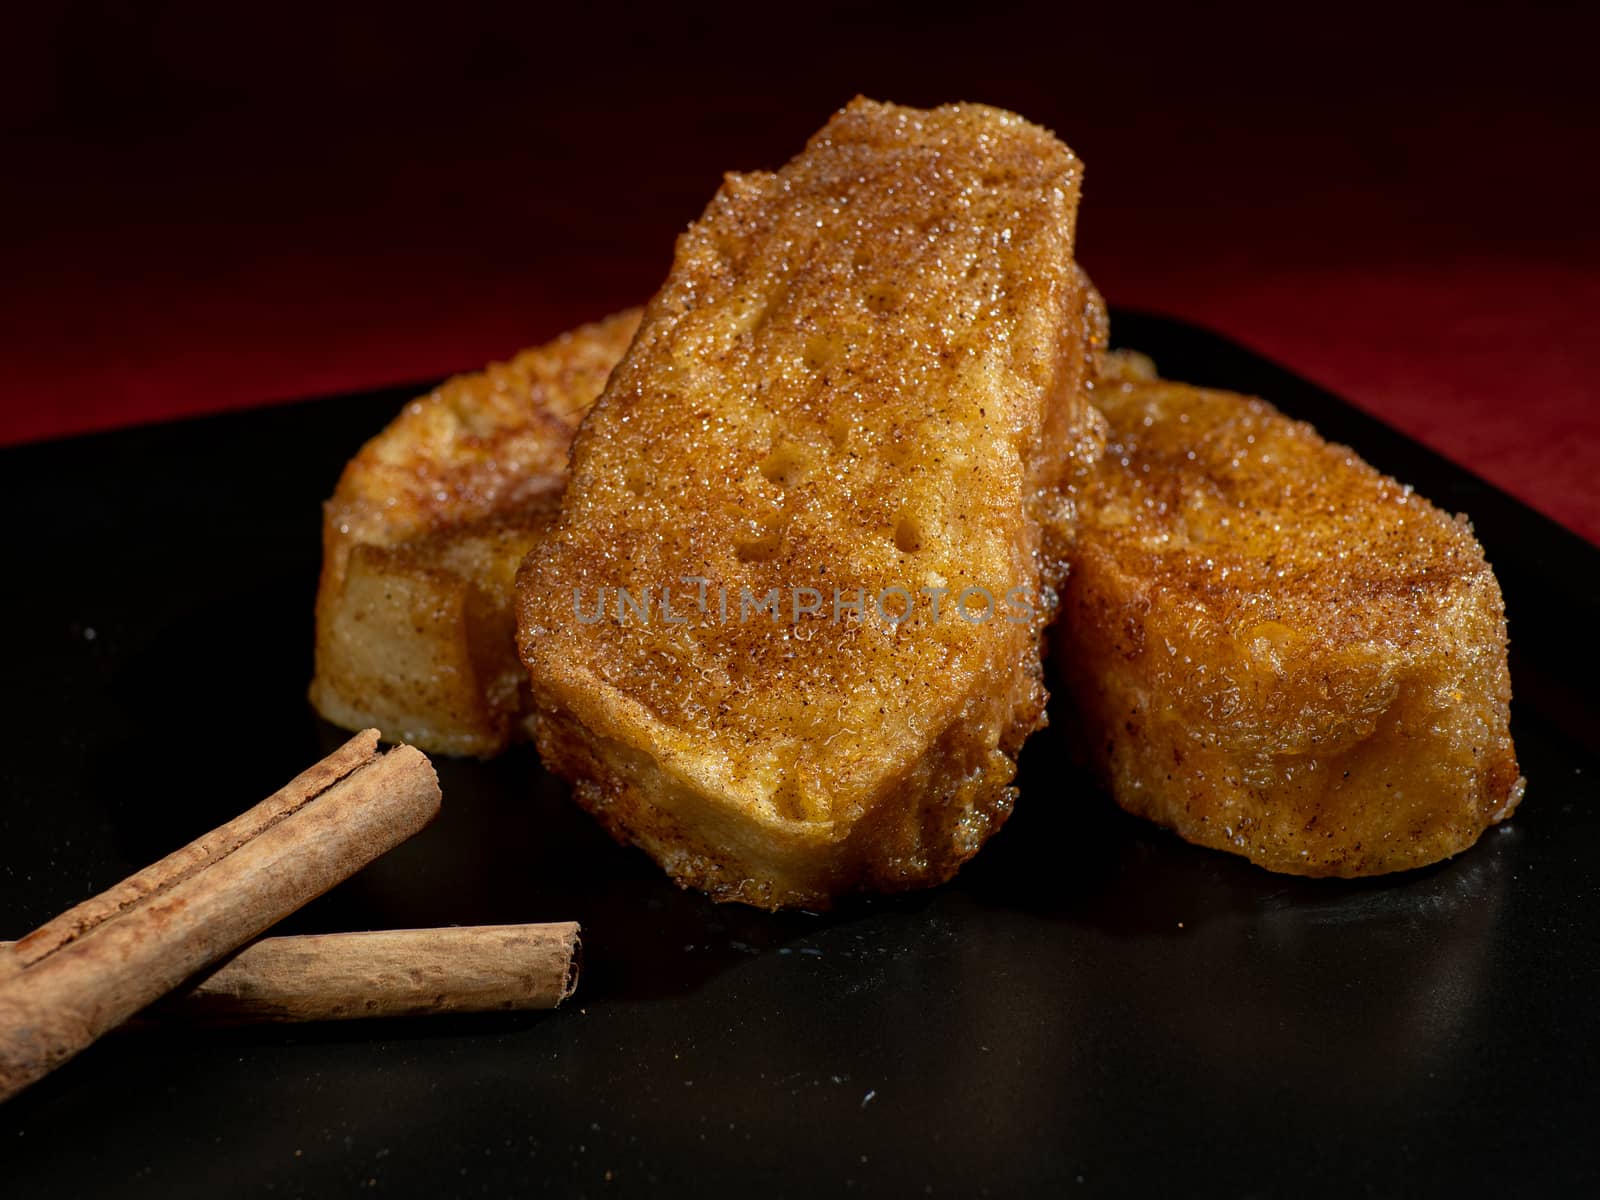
[1057,373,1523,876]
[519,98,1095,907]
[310,310,642,755]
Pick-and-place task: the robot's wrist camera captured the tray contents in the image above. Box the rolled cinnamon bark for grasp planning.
[0,924,582,1022]
[0,731,440,1101]
[155,923,582,1021]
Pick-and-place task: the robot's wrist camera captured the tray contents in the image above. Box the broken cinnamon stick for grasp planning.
[0,730,440,1101]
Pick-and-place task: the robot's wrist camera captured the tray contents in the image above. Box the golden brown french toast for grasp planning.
[1056,363,1523,875]
[517,98,1099,909]
[310,309,641,756]
[308,275,1103,764]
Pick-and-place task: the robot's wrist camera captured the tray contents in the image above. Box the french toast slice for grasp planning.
[1056,360,1523,875]
[309,273,1101,763]
[517,98,1099,909]
[310,309,642,756]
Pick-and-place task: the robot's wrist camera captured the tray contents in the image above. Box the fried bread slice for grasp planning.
[518,98,1098,908]
[310,309,642,756]
[309,274,1102,764]
[1056,361,1523,875]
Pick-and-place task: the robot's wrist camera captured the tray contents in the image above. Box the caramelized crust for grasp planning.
[1057,371,1523,875]
[310,310,642,755]
[518,98,1096,908]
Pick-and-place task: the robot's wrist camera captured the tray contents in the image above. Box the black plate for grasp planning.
[3,314,1597,1196]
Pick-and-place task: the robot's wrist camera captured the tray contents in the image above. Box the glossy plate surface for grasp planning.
[3,314,1596,1195]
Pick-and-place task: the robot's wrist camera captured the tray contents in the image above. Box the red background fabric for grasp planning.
[2,2,1594,541]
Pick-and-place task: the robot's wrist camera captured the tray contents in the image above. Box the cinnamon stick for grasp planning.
[0,924,581,1022]
[0,730,440,1101]
[156,923,581,1021]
